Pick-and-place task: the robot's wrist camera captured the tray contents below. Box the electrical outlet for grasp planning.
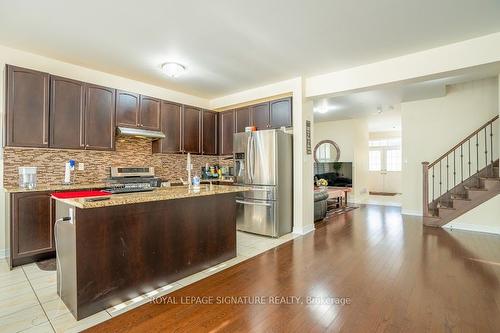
[78,163,85,171]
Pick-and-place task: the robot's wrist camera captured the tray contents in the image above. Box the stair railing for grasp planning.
[422,115,498,216]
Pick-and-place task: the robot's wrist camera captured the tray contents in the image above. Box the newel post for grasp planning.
[422,162,430,217]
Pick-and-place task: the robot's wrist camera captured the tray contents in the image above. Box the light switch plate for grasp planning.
[78,163,85,171]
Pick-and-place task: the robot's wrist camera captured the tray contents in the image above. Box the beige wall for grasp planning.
[401,77,499,215]
[314,118,369,203]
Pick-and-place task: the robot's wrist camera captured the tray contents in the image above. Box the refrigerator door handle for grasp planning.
[236,200,272,207]
[251,135,256,181]
[246,135,252,182]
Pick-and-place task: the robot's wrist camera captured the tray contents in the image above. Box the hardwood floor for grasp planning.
[87,205,500,332]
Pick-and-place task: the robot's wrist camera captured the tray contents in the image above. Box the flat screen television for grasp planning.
[314,162,353,187]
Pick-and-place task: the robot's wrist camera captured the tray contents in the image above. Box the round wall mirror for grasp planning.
[314,140,341,163]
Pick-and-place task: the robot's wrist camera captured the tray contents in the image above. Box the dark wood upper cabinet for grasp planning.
[115,90,139,128]
[202,110,218,155]
[49,76,85,149]
[218,110,235,156]
[235,106,251,133]
[270,97,292,128]
[10,191,54,267]
[183,106,202,154]
[139,95,161,131]
[251,102,270,130]
[5,65,49,148]
[84,84,116,150]
[152,102,182,153]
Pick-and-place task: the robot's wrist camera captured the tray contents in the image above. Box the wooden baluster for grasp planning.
[422,162,430,217]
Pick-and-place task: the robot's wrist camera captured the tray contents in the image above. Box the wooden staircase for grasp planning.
[422,115,499,227]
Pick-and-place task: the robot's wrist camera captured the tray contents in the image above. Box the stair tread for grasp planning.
[452,197,471,201]
[465,187,488,191]
[479,177,500,181]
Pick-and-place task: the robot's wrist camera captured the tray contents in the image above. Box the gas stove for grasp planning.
[105,167,161,194]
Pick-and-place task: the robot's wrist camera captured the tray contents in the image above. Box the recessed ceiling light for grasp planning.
[314,106,329,114]
[161,62,186,78]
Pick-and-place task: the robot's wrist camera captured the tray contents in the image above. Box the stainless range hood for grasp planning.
[116,127,165,140]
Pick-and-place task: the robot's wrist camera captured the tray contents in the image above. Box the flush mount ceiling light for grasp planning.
[161,62,186,78]
[314,106,329,114]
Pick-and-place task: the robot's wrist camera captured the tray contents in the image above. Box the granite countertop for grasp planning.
[3,178,235,193]
[3,183,107,193]
[52,184,249,209]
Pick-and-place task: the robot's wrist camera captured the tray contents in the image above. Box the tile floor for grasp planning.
[0,231,299,333]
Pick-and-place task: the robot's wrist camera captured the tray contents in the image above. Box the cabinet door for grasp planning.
[270,97,292,128]
[115,90,139,127]
[49,76,86,149]
[152,102,182,153]
[202,110,218,155]
[5,65,49,147]
[139,95,161,130]
[218,110,235,156]
[11,192,53,264]
[183,106,202,153]
[251,102,270,130]
[235,106,251,132]
[84,84,116,150]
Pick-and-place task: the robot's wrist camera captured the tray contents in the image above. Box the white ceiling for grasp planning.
[1,1,500,98]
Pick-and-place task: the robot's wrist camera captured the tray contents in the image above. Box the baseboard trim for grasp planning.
[0,248,9,260]
[401,209,423,216]
[443,223,500,235]
[293,223,315,235]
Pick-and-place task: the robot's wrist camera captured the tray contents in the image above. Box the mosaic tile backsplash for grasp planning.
[3,137,233,187]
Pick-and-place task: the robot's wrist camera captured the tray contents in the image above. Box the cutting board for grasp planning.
[52,190,111,199]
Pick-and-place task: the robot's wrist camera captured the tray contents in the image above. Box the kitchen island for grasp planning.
[53,185,247,320]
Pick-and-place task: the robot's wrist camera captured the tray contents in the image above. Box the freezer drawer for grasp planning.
[236,198,277,237]
[237,185,276,201]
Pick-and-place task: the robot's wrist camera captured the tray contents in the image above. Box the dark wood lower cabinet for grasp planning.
[9,191,55,268]
[56,193,237,319]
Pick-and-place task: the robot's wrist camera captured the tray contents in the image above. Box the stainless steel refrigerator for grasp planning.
[233,129,293,237]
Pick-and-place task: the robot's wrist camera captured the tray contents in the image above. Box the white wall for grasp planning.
[444,195,500,234]
[401,78,499,215]
[0,44,211,258]
[314,118,369,203]
[449,77,500,234]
